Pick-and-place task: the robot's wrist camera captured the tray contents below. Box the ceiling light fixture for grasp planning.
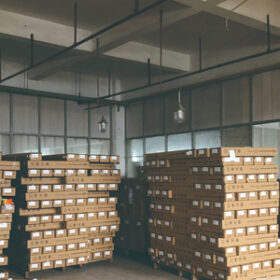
[98,113,107,133]
[174,89,185,124]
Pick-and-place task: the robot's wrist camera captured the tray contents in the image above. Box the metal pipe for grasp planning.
[74,1,77,44]
[108,69,111,96]
[97,46,280,101]
[199,37,202,71]
[267,14,271,52]
[0,52,1,81]
[30,33,34,67]
[134,0,139,13]
[147,58,151,85]
[0,0,167,84]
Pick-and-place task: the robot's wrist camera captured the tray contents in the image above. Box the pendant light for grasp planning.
[98,112,107,133]
[174,89,185,123]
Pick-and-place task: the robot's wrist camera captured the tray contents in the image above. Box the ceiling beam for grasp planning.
[28,3,200,80]
[104,42,190,72]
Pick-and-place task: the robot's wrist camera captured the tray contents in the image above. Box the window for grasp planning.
[253,122,280,177]
[145,136,165,154]
[168,133,192,151]
[67,138,88,154]
[194,130,221,149]
[13,135,38,153]
[90,139,110,155]
[41,137,65,155]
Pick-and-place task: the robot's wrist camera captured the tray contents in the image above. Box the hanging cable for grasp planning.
[226,0,249,32]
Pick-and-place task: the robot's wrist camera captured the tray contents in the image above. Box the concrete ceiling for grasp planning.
[0,0,280,100]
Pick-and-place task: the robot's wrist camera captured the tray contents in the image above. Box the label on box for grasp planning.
[79,170,86,174]
[193,201,199,206]
[5,171,12,176]
[165,221,170,226]
[201,235,206,241]
[54,185,61,190]
[195,184,201,189]
[57,230,65,235]
[205,185,211,190]
[249,192,256,198]
[269,174,275,179]
[95,252,101,257]
[205,254,211,260]
[29,201,36,207]
[214,167,221,172]
[32,248,39,253]
[158,235,163,240]
[240,247,247,252]
[227,248,234,253]
[250,245,257,250]
[32,264,39,269]
[67,259,74,264]
[215,202,222,208]
[30,170,38,175]
[28,185,36,191]
[68,154,75,159]
[226,229,233,235]
[42,201,50,206]
[42,216,49,221]
[69,229,76,234]
[68,244,75,249]
[67,170,74,175]
[270,208,277,214]
[204,201,210,207]
[111,225,117,230]
[225,212,232,217]
[253,263,260,269]
[237,228,244,234]
[275,260,280,265]
[33,232,40,237]
[42,170,50,175]
[77,199,84,204]
[88,198,95,203]
[195,252,201,257]
[260,191,267,196]
[88,184,94,189]
[260,209,267,214]
[66,185,73,189]
[249,210,257,215]
[45,246,52,252]
[202,218,209,224]
[264,261,271,267]
[45,231,52,236]
[66,214,73,219]
[30,217,37,222]
[214,185,221,191]
[192,167,198,172]
[244,157,251,162]
[78,184,85,189]
[226,176,232,181]
[66,199,73,204]
[55,170,62,174]
[213,220,219,226]
[0,258,5,263]
[57,245,63,250]
[248,227,255,233]
[56,260,63,265]
[80,228,86,233]
[0,223,7,229]
[78,214,85,218]
[202,167,209,172]
[101,226,107,231]
[259,174,265,179]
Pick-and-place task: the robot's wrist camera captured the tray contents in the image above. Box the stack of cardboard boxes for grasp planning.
[145,147,280,280]
[4,153,120,278]
[116,178,148,254]
[0,153,20,280]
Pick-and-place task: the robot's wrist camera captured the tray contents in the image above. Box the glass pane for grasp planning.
[127,156,144,178]
[67,138,88,154]
[145,136,165,154]
[0,135,10,155]
[253,122,280,177]
[0,93,10,133]
[41,98,64,135]
[90,139,110,155]
[13,95,38,133]
[127,139,143,157]
[41,137,65,155]
[13,135,38,153]
[194,130,221,149]
[67,101,88,137]
[168,133,192,151]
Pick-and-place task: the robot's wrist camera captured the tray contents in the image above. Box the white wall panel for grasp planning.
[13,95,38,133]
[67,138,88,153]
[0,93,10,133]
[41,98,64,135]
[67,101,88,137]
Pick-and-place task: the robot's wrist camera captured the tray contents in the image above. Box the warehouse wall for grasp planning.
[125,67,280,177]
[0,55,127,162]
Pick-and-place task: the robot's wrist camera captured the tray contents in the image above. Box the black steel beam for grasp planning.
[97,46,280,102]
[0,51,1,81]
[0,84,125,106]
[30,33,34,67]
[74,1,78,44]
[267,14,271,52]
[147,58,151,85]
[0,0,167,84]
[199,37,202,71]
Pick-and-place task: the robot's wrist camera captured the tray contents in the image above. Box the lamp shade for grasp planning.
[98,116,107,133]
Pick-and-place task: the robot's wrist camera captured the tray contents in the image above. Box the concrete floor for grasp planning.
[9,254,279,280]
[9,254,181,280]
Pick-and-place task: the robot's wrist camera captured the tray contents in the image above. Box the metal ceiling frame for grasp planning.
[0,0,167,107]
